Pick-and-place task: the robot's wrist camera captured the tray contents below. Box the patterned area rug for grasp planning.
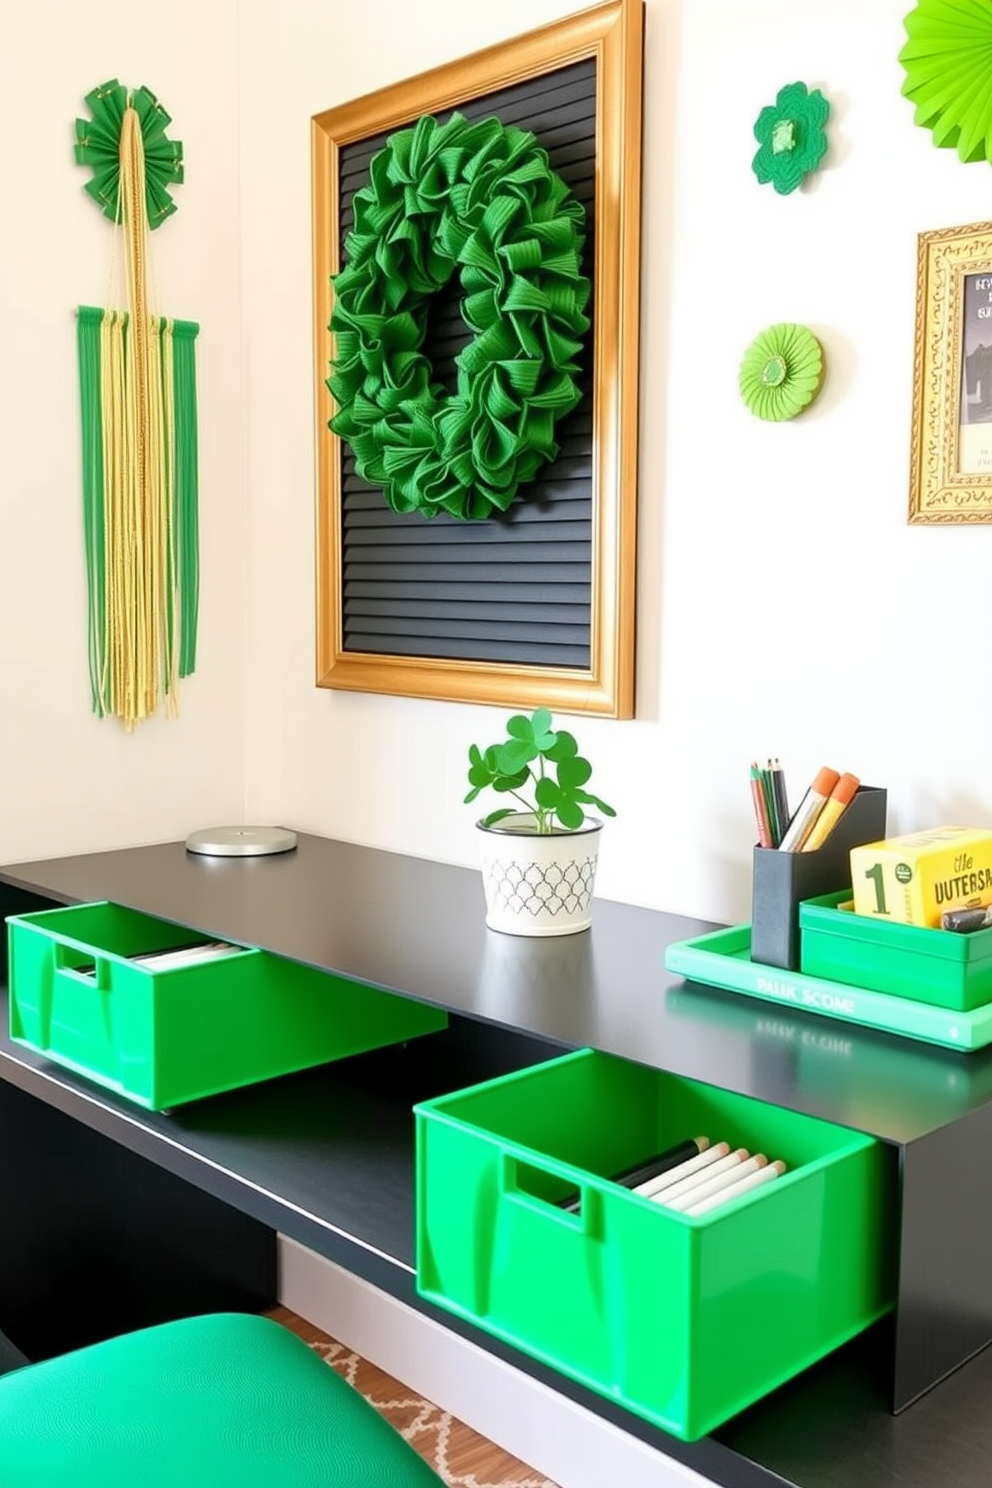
[308,1333,560,1488]
[269,1306,558,1487]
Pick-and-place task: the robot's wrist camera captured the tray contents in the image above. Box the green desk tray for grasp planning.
[800,890,992,1012]
[665,924,992,1052]
[7,900,447,1110]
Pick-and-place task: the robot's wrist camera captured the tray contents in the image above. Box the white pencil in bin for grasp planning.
[632,1141,730,1198]
[664,1154,768,1213]
[649,1148,750,1207]
[686,1159,787,1216]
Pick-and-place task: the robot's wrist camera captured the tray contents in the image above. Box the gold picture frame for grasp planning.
[312,0,643,716]
[910,219,992,524]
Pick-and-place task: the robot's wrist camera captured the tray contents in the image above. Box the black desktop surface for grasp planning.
[3,831,991,1143]
[2,832,992,1488]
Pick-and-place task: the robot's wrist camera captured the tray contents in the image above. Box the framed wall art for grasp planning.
[312,0,643,715]
[909,219,992,524]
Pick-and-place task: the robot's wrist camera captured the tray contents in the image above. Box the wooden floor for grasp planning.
[269,1305,559,1488]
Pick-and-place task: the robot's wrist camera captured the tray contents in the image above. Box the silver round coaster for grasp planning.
[185,826,298,858]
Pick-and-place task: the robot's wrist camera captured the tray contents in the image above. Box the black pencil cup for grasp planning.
[750,786,888,971]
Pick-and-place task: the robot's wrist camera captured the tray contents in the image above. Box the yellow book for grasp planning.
[850,827,992,928]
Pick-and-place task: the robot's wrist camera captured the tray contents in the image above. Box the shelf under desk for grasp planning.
[0,983,989,1488]
[3,834,992,1488]
[0,992,559,1288]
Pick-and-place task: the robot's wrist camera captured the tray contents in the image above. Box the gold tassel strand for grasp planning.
[120,105,151,726]
[105,102,175,729]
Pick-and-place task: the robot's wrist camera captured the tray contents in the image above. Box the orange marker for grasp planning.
[801,772,860,852]
[778,766,840,851]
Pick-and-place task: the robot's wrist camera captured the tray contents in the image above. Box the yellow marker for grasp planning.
[801,773,860,853]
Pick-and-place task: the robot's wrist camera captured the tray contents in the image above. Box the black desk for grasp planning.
[2,833,992,1488]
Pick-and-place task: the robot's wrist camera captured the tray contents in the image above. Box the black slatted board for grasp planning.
[336,58,596,667]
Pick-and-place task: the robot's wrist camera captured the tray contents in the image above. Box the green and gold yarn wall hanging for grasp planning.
[900,0,992,165]
[74,80,199,730]
[751,82,830,194]
[739,324,824,422]
[328,111,591,521]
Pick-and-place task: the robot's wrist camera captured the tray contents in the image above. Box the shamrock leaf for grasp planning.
[481,807,516,828]
[555,797,585,830]
[557,755,592,791]
[534,776,561,810]
[498,737,538,774]
[544,728,577,763]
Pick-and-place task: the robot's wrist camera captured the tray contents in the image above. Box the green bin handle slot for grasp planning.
[54,942,111,992]
[500,1152,602,1238]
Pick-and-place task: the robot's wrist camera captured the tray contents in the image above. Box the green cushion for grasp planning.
[0,1312,444,1488]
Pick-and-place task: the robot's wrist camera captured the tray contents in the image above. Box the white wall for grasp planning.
[0,0,246,864]
[239,0,992,926]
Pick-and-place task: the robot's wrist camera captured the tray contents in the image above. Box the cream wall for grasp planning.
[0,0,246,863]
[4,1,990,924]
[239,0,992,926]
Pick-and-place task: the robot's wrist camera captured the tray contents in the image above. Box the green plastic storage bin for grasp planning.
[415,1048,893,1442]
[800,890,992,1011]
[7,901,447,1110]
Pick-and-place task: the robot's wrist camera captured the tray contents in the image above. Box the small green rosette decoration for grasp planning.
[74,79,184,227]
[899,0,992,164]
[329,111,590,521]
[752,82,830,194]
[739,324,824,422]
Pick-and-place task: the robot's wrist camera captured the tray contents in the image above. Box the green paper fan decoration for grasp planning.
[329,110,590,521]
[899,0,992,164]
[74,79,184,227]
[752,82,830,194]
[739,324,824,422]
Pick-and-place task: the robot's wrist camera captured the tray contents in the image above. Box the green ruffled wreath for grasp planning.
[328,112,590,521]
[74,79,184,228]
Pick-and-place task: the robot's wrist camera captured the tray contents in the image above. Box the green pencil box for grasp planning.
[799,890,992,1012]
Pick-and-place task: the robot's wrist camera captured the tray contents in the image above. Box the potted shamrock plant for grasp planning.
[465,707,615,937]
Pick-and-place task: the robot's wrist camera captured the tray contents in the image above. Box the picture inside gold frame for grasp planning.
[311,0,643,715]
[910,220,992,524]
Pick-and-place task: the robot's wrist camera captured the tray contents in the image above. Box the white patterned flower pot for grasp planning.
[477,813,602,937]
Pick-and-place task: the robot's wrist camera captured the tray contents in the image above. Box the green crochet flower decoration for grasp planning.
[739,324,824,422]
[899,0,992,164]
[752,82,830,194]
[74,79,184,228]
[328,111,590,521]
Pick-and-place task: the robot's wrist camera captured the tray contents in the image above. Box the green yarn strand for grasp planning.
[77,308,108,716]
[171,320,200,677]
[329,111,590,521]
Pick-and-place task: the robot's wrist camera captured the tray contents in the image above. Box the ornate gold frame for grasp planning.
[910,219,992,524]
[312,0,643,715]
